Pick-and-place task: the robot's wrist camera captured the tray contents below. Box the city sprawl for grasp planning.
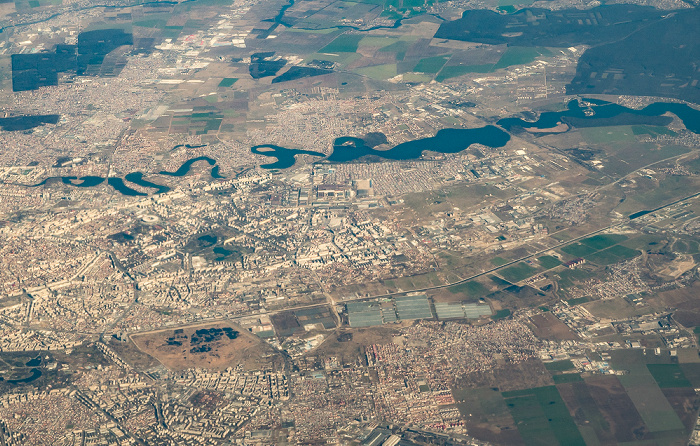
[0,0,700,443]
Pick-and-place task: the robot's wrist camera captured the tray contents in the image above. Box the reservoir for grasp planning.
[497,99,700,133]
[251,145,325,169]
[326,126,511,163]
[124,172,171,195]
[108,178,147,197]
[26,101,700,193]
[159,156,219,177]
[29,156,223,196]
[63,176,105,187]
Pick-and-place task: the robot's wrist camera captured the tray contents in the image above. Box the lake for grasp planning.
[26,101,700,194]
[251,145,325,169]
[498,99,700,133]
[326,126,510,163]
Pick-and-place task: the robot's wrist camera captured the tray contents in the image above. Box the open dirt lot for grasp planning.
[529,313,580,341]
[131,321,284,371]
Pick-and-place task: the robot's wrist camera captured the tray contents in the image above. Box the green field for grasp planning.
[606,244,640,258]
[402,73,432,83]
[674,238,700,254]
[448,280,488,297]
[359,36,398,48]
[538,255,562,269]
[492,309,511,320]
[560,243,597,258]
[305,52,361,66]
[436,47,550,81]
[600,142,687,178]
[491,256,509,266]
[580,126,637,144]
[632,125,677,137]
[455,387,510,417]
[545,360,576,372]
[319,34,364,53]
[257,330,275,338]
[631,175,696,209]
[502,386,586,446]
[647,364,692,388]
[493,46,550,70]
[621,234,666,251]
[566,296,590,306]
[584,297,652,319]
[489,275,512,287]
[620,384,686,432]
[425,271,444,286]
[353,0,385,5]
[452,387,513,432]
[413,55,450,74]
[133,18,167,28]
[552,373,584,384]
[218,78,238,87]
[378,39,415,60]
[499,262,539,282]
[615,358,686,432]
[171,111,223,135]
[585,249,622,266]
[580,234,628,250]
[560,236,639,266]
[587,245,640,266]
[680,363,700,387]
[557,268,595,289]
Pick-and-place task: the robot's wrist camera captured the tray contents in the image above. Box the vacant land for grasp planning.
[568,375,650,443]
[108,337,160,370]
[530,313,579,341]
[131,321,283,371]
[271,311,302,337]
[311,326,400,364]
[452,386,523,445]
[584,297,651,319]
[455,359,553,393]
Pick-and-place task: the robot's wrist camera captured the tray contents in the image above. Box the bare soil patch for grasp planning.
[131,321,283,371]
[529,313,580,341]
